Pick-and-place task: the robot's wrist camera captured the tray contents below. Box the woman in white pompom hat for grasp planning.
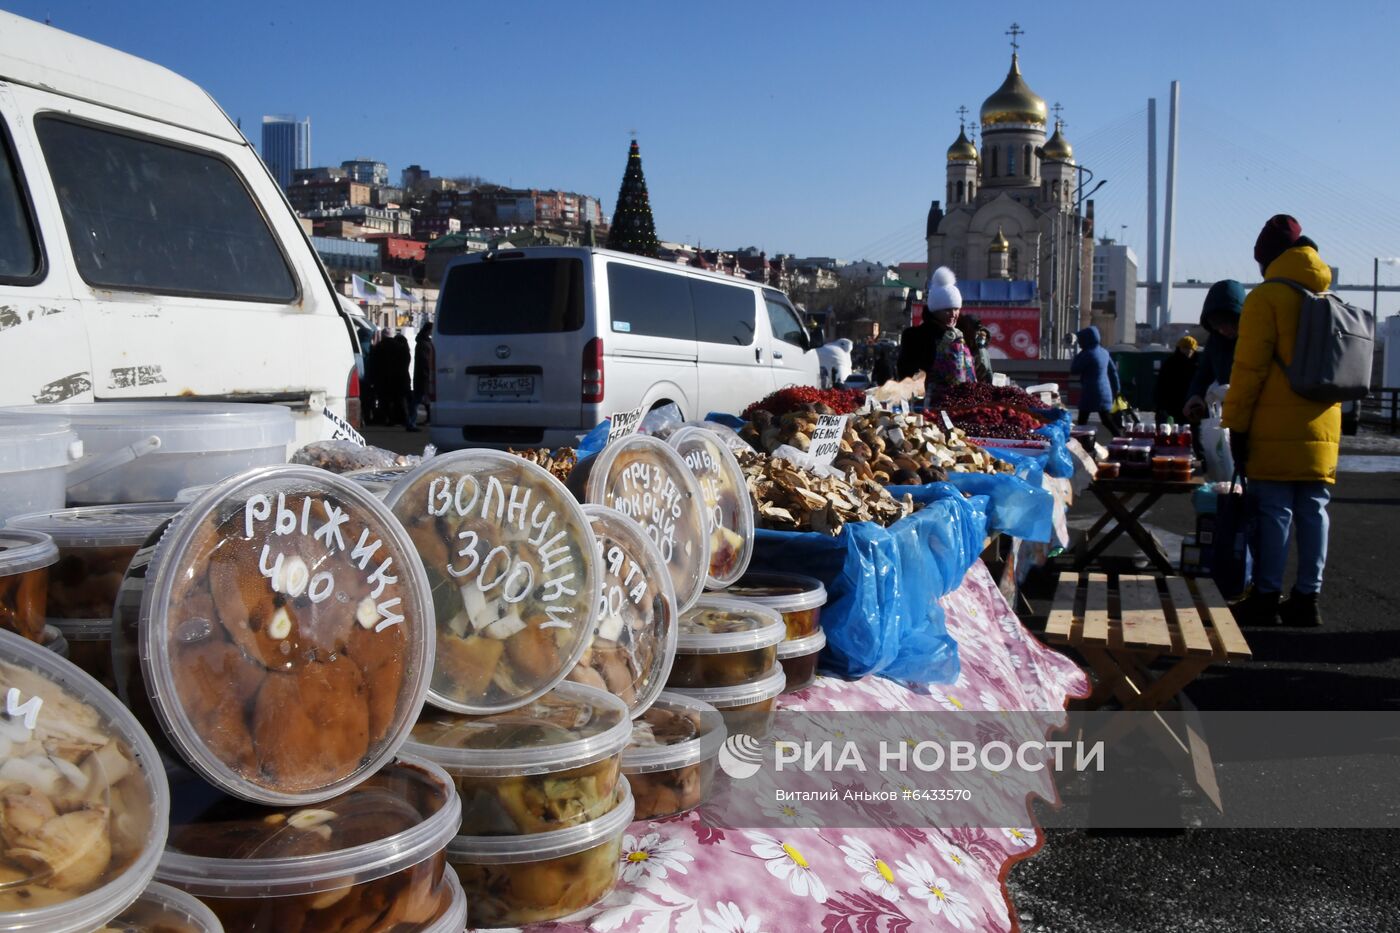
[896,266,976,390]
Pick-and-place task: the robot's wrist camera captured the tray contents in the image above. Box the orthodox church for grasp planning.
[925,40,1093,356]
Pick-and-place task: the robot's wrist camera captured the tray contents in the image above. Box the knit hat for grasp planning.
[1253,214,1302,270]
[925,266,961,312]
[1176,335,1198,352]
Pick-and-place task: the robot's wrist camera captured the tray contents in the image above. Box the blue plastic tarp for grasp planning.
[892,471,1053,544]
[748,484,988,686]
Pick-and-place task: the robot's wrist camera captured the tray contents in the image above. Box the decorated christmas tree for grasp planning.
[605,139,659,258]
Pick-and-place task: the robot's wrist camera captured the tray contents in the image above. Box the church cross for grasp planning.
[1006,23,1023,52]
[956,105,969,130]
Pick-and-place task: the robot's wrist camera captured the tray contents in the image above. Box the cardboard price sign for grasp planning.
[809,414,848,466]
[606,406,645,444]
[322,406,366,446]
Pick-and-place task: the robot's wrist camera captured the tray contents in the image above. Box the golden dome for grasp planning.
[946,128,978,163]
[989,227,1010,253]
[980,53,1047,128]
[1042,122,1073,160]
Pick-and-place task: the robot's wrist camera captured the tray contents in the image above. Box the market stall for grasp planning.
[0,394,1086,933]
[518,562,1087,932]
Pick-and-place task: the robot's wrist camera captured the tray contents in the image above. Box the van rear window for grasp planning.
[35,117,297,302]
[438,258,584,335]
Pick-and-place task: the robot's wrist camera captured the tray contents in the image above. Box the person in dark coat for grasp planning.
[870,346,894,387]
[1183,279,1246,420]
[408,323,434,432]
[896,266,975,392]
[377,329,411,428]
[363,329,388,425]
[1070,325,1122,436]
[1154,335,1198,425]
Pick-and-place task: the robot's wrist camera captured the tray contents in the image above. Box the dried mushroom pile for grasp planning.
[737,450,912,535]
[741,408,1009,484]
[0,659,150,910]
[508,448,577,484]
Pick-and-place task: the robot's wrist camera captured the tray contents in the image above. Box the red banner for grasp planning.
[972,306,1041,360]
[910,304,1042,359]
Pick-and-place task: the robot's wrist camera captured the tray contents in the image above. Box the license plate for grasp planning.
[477,374,535,397]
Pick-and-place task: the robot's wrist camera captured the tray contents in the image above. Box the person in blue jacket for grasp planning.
[1183,279,1246,420]
[1070,326,1122,436]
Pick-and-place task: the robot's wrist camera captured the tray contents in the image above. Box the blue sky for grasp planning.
[11,0,1400,320]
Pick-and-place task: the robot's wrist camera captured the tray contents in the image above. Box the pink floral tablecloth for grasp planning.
[514,561,1088,933]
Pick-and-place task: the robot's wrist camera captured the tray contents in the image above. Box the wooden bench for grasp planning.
[1043,571,1251,809]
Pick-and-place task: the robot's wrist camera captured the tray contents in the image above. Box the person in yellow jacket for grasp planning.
[1223,215,1339,627]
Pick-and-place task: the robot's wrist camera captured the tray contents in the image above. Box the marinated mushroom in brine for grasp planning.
[387,452,599,714]
[0,657,155,912]
[565,505,676,716]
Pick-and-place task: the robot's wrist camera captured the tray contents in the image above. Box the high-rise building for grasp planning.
[1092,238,1138,344]
[261,115,311,189]
[341,158,389,187]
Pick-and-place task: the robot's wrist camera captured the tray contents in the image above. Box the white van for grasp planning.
[0,12,357,443]
[430,247,821,449]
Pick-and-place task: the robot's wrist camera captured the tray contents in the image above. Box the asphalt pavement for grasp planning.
[1010,430,1400,933]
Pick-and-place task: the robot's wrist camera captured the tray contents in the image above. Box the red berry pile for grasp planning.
[944,406,1044,440]
[928,382,1037,410]
[742,386,866,419]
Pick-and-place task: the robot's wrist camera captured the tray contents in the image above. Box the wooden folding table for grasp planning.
[1071,475,1203,574]
[1044,570,1251,809]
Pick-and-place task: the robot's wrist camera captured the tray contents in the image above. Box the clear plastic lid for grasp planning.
[0,527,59,575]
[406,681,631,778]
[7,503,184,548]
[568,505,678,718]
[665,426,755,589]
[131,465,436,806]
[571,435,710,613]
[100,881,224,933]
[156,756,459,899]
[676,595,785,655]
[445,778,634,865]
[725,572,829,614]
[383,449,600,716]
[173,484,213,504]
[0,628,170,933]
[345,466,414,490]
[620,691,726,774]
[0,412,81,473]
[668,664,787,709]
[345,467,415,502]
[0,402,294,455]
[776,627,827,660]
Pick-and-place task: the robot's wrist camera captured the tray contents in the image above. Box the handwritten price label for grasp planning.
[809,414,848,466]
[323,406,366,446]
[606,406,645,445]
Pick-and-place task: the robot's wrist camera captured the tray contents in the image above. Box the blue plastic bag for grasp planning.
[895,472,1053,543]
[1032,408,1076,479]
[979,446,1044,486]
[576,419,611,460]
[748,505,963,686]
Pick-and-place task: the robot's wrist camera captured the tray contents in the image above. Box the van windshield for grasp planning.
[437,258,585,335]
